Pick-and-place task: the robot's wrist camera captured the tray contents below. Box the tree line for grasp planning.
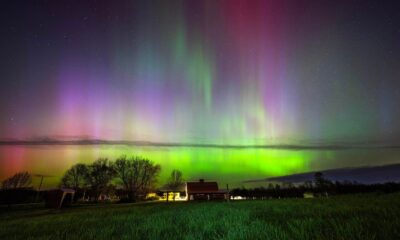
[1,155,185,204]
[60,156,161,202]
[2,165,400,204]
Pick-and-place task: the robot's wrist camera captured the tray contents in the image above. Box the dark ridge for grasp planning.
[245,163,400,184]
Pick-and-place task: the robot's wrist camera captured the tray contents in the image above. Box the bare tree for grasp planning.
[60,163,88,190]
[2,171,32,189]
[114,155,133,199]
[85,158,116,200]
[114,156,161,201]
[314,172,332,196]
[166,169,184,202]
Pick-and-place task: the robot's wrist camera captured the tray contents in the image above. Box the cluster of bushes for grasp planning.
[0,188,42,205]
[230,172,400,199]
[231,185,304,199]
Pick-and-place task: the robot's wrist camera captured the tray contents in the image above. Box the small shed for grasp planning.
[186,179,228,201]
[45,188,75,208]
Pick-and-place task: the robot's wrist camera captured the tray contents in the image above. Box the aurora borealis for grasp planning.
[1,0,400,186]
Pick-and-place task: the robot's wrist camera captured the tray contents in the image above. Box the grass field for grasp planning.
[1,193,400,240]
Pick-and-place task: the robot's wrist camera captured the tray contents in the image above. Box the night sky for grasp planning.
[1,0,400,146]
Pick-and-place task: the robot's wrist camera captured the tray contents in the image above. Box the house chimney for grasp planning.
[199,179,204,183]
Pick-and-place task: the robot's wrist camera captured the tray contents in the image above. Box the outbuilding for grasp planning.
[45,188,75,208]
[186,179,228,201]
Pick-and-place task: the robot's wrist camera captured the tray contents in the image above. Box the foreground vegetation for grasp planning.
[1,193,400,240]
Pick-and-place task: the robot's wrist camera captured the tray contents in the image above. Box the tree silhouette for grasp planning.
[2,171,32,189]
[61,163,88,190]
[85,158,116,200]
[314,172,325,189]
[114,155,161,201]
[314,172,332,195]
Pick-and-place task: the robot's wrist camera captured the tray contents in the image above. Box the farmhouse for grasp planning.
[158,183,187,201]
[155,179,229,201]
[186,179,228,201]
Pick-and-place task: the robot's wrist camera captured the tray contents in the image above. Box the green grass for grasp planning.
[1,193,400,240]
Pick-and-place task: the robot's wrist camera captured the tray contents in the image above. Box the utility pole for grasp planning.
[34,174,54,202]
[226,184,230,202]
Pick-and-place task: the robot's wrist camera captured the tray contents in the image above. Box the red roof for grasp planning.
[186,180,219,194]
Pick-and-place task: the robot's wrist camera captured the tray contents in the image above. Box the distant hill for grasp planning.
[245,164,400,184]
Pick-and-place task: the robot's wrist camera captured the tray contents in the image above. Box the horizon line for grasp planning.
[1,139,400,150]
